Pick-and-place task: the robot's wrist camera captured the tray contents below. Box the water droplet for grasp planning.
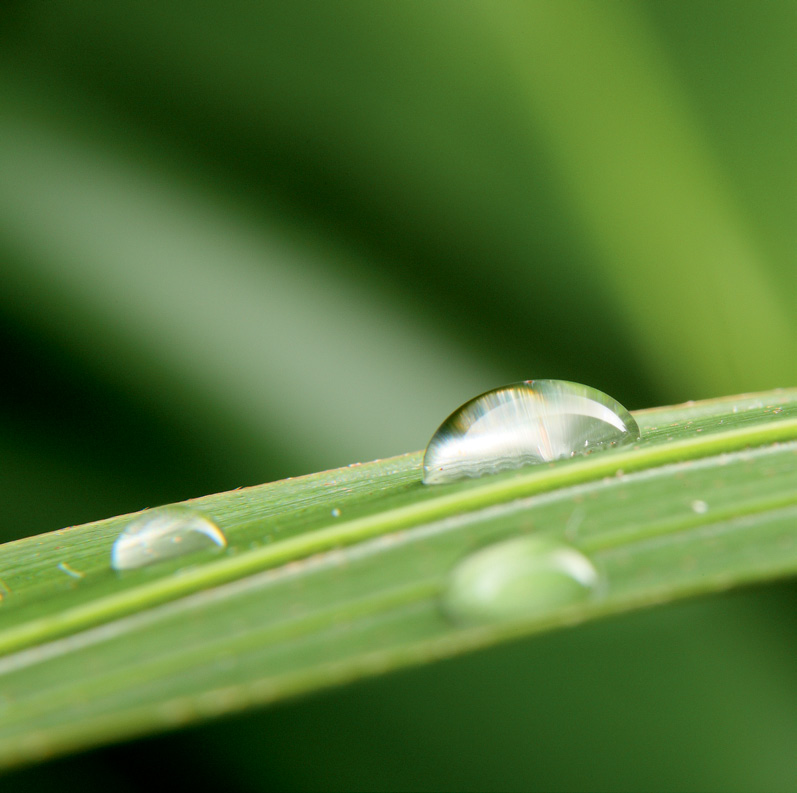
[57,561,85,580]
[111,506,226,571]
[691,500,709,514]
[331,507,341,517]
[423,380,640,484]
[442,535,599,624]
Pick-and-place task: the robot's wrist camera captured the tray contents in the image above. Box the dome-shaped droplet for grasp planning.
[442,535,599,624]
[423,380,639,485]
[111,506,226,571]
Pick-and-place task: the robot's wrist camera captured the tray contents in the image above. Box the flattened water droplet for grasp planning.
[423,380,639,484]
[443,535,599,624]
[111,506,226,571]
[691,500,709,514]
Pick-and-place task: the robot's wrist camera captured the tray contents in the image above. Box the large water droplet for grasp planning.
[423,380,639,484]
[442,535,599,624]
[111,506,227,571]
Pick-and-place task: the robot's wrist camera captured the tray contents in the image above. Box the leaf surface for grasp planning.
[0,389,795,767]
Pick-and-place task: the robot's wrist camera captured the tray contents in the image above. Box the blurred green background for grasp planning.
[1,1,795,790]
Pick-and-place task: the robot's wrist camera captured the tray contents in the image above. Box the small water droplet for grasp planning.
[691,500,709,514]
[423,380,640,484]
[442,535,600,624]
[331,507,341,517]
[111,506,226,571]
[57,561,85,580]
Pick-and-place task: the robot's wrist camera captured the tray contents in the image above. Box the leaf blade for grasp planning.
[0,389,796,767]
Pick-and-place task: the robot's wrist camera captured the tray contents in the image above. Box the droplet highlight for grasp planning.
[423,380,640,484]
[442,535,600,624]
[111,506,227,571]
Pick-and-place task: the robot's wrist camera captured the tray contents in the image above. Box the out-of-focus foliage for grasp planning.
[0,2,794,791]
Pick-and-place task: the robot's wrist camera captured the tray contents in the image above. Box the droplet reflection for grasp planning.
[111,506,226,571]
[442,535,600,625]
[423,380,640,484]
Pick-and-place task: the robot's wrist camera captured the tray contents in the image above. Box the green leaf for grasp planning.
[1,389,796,768]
